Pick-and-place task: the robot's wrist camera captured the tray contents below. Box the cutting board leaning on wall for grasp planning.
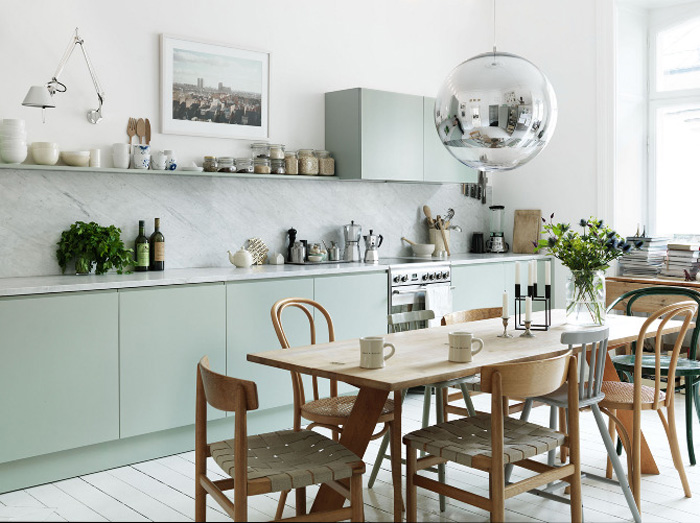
[513,210,542,254]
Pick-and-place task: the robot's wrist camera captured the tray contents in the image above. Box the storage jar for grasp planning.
[235,158,253,173]
[284,151,298,174]
[254,157,271,174]
[269,144,285,160]
[315,150,335,175]
[298,149,319,175]
[271,158,286,174]
[203,156,218,172]
[217,157,235,173]
[251,142,270,159]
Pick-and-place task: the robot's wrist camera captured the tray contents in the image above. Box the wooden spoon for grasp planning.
[127,118,136,144]
[136,118,145,144]
[423,205,435,227]
[401,237,417,246]
[436,216,451,256]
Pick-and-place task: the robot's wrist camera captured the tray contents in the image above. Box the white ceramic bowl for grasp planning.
[31,142,58,149]
[1,119,25,128]
[61,150,90,167]
[411,243,436,257]
[1,146,28,164]
[32,145,59,165]
[308,255,324,262]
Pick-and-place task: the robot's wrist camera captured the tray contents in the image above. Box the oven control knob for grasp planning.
[400,275,408,282]
[393,275,400,283]
[442,271,450,280]
[429,273,435,281]
[422,274,429,281]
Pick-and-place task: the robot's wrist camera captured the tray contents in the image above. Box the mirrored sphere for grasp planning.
[435,51,557,172]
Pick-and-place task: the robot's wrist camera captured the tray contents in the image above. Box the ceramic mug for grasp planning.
[112,143,130,169]
[360,336,396,369]
[151,150,167,170]
[448,331,484,363]
[132,144,151,169]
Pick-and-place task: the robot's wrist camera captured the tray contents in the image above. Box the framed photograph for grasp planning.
[160,35,269,140]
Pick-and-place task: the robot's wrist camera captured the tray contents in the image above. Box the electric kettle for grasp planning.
[363,230,383,264]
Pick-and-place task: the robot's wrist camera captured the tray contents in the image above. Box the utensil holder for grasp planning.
[429,228,450,254]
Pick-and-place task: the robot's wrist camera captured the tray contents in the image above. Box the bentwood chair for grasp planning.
[607,286,700,465]
[600,301,697,511]
[271,297,400,520]
[195,357,365,522]
[404,351,582,522]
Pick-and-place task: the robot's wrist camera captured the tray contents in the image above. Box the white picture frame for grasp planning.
[160,35,269,140]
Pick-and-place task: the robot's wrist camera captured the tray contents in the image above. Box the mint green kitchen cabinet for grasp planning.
[451,263,508,312]
[325,88,424,181]
[0,291,119,463]
[423,97,479,184]
[314,272,388,341]
[119,283,226,439]
[227,278,314,413]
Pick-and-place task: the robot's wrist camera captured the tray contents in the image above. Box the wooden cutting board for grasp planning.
[513,209,542,254]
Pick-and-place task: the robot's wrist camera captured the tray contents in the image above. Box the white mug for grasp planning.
[151,150,167,170]
[112,143,130,169]
[360,336,396,369]
[132,144,151,169]
[448,331,484,363]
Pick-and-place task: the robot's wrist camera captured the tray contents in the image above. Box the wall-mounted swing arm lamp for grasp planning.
[22,27,105,124]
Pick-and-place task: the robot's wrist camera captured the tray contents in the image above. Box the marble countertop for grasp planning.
[0,253,546,297]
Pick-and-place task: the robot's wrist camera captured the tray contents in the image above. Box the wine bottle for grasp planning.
[149,217,165,271]
[134,220,149,272]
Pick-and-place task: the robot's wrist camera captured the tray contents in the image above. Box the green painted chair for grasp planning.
[607,286,700,465]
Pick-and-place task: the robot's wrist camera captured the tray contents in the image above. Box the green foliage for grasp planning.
[534,215,640,272]
[56,221,133,275]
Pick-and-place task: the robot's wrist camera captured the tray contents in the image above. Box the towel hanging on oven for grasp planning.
[425,285,453,328]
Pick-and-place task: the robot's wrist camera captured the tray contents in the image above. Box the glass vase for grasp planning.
[565,269,606,326]
[75,256,91,275]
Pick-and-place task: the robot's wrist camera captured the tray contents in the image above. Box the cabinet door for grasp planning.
[451,264,507,312]
[119,284,226,438]
[423,97,479,184]
[0,291,119,463]
[227,278,314,412]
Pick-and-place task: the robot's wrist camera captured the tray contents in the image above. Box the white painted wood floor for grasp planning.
[2,391,700,522]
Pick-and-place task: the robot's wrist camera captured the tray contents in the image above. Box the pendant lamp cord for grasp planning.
[492,0,497,58]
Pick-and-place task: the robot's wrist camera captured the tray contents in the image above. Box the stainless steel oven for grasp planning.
[386,260,452,328]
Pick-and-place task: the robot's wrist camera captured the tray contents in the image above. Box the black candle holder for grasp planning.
[514,282,552,331]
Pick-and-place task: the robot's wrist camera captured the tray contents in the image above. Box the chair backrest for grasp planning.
[270,298,337,411]
[607,285,700,359]
[632,301,698,408]
[388,309,435,333]
[561,326,610,401]
[441,307,503,326]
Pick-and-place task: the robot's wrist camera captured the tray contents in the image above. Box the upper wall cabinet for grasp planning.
[325,88,478,184]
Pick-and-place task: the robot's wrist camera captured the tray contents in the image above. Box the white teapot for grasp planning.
[228,248,253,268]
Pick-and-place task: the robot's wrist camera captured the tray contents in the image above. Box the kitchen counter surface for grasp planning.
[0,253,545,297]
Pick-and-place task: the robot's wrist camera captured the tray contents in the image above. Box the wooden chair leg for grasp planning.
[632,409,642,510]
[406,444,418,522]
[490,461,505,522]
[195,477,206,522]
[567,403,582,522]
[390,390,404,520]
[275,490,289,520]
[606,408,616,479]
[295,487,306,517]
[659,407,692,497]
[350,472,364,522]
[558,407,568,463]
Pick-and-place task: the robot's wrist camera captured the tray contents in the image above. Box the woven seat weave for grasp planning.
[403,413,565,466]
[302,395,394,419]
[601,380,665,406]
[210,429,362,492]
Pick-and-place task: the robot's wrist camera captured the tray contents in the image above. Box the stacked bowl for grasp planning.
[31,142,60,165]
[1,119,28,164]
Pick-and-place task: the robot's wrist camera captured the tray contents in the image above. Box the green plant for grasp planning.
[56,221,133,275]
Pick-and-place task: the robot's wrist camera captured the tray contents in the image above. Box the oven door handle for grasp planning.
[392,285,455,295]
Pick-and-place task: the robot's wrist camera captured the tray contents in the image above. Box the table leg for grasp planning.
[602,350,660,475]
[310,387,390,514]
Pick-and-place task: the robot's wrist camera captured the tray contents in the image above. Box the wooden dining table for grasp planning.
[248,309,686,519]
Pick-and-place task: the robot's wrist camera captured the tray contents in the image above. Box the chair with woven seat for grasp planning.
[607,286,700,465]
[600,300,697,511]
[271,297,400,519]
[195,356,365,522]
[404,350,582,522]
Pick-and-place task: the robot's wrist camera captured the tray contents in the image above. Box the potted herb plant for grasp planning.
[56,221,133,275]
[535,215,641,326]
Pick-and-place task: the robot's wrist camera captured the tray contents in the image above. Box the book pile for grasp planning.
[659,242,700,279]
[618,237,669,277]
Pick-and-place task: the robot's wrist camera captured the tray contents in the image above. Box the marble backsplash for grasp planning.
[0,168,490,278]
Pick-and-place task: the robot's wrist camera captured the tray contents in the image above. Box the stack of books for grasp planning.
[618,236,670,277]
[659,242,700,279]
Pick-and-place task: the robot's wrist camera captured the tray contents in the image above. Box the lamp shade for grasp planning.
[435,51,557,172]
[22,85,55,108]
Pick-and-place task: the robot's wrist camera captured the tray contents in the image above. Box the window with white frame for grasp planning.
[649,8,700,237]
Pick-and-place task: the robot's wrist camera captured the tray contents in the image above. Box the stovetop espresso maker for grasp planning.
[343,220,362,261]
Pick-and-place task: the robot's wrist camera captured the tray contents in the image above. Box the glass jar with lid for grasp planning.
[284,150,298,175]
[217,157,235,173]
[254,157,271,174]
[269,144,285,160]
[251,142,270,159]
[235,158,253,173]
[203,156,218,172]
[298,149,319,175]
[271,158,286,174]
[315,150,335,175]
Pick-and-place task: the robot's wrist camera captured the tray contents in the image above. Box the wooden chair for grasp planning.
[607,286,700,465]
[195,356,365,522]
[600,301,697,511]
[404,350,582,522]
[271,297,400,520]
[440,307,503,420]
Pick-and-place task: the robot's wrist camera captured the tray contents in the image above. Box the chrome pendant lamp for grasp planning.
[435,0,557,173]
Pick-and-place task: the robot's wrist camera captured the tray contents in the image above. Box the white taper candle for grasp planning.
[545,260,551,285]
[502,291,509,318]
[515,261,520,285]
[525,296,532,321]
